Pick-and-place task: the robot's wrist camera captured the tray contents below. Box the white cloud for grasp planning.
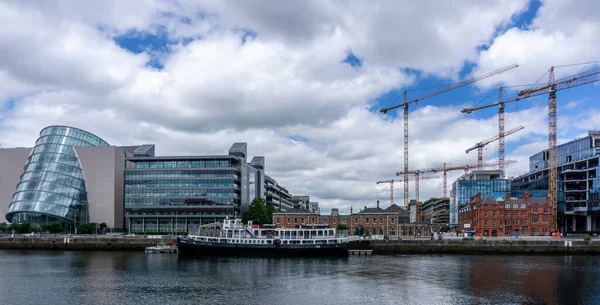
[0,0,598,215]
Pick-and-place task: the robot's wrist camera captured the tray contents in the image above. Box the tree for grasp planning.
[265,201,276,224]
[30,225,40,233]
[11,222,33,234]
[336,224,348,231]
[0,222,7,233]
[354,225,363,236]
[48,222,63,233]
[78,223,95,234]
[242,198,270,224]
[99,222,108,230]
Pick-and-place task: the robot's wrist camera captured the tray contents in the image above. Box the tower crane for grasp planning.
[379,64,519,210]
[376,175,440,206]
[462,65,600,232]
[398,160,517,224]
[396,159,518,199]
[466,125,525,169]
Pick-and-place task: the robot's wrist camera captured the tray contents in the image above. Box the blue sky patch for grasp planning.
[342,51,363,68]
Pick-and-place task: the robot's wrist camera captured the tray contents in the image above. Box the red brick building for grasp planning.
[458,193,553,236]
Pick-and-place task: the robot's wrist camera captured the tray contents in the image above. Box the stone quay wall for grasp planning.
[0,235,176,251]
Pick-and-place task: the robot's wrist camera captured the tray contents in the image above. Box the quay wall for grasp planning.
[0,236,176,251]
[349,239,600,255]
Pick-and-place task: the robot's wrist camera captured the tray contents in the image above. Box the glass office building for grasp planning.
[124,143,269,233]
[6,126,109,225]
[451,170,511,225]
[511,131,600,232]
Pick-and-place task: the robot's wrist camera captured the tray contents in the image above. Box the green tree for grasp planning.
[48,222,63,233]
[243,198,269,224]
[30,224,40,233]
[0,222,7,233]
[12,222,33,234]
[99,222,108,230]
[265,201,276,224]
[78,223,95,234]
[336,224,348,231]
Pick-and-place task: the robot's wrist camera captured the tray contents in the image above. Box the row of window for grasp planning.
[482,208,550,217]
[125,198,237,206]
[125,170,238,180]
[22,165,84,180]
[17,178,85,194]
[125,188,238,198]
[20,172,85,190]
[125,179,238,188]
[25,160,81,175]
[8,200,83,221]
[12,190,86,206]
[35,135,96,148]
[32,144,76,156]
[126,211,231,216]
[354,217,396,225]
[40,126,108,146]
[132,160,232,169]
[28,152,79,166]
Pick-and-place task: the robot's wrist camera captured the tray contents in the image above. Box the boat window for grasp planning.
[267,240,272,244]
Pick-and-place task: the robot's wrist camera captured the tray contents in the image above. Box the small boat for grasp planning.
[177,218,349,257]
[145,243,178,254]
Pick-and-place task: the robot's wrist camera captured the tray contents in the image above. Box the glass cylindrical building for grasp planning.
[6,126,109,225]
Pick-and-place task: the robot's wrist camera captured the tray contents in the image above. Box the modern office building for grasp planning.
[419,198,450,224]
[1,126,127,229]
[1,126,294,233]
[511,131,600,232]
[265,174,293,211]
[451,170,511,225]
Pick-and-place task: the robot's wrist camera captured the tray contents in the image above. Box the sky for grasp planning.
[1,0,599,214]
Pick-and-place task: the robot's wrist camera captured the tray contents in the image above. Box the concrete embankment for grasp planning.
[349,239,600,255]
[0,236,176,251]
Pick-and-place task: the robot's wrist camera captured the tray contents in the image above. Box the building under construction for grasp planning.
[451,170,511,225]
[511,131,600,233]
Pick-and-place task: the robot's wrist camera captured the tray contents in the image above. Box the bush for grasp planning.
[462,237,474,241]
[438,234,443,241]
[584,235,592,242]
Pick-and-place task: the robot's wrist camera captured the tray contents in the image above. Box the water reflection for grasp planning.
[0,251,599,305]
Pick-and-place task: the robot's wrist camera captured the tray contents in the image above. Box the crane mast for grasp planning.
[380,64,519,210]
[462,65,600,233]
[465,125,525,168]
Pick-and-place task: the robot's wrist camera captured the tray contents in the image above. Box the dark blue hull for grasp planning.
[177,239,349,258]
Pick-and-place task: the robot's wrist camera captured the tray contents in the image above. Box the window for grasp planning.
[513,204,518,209]
[287,218,291,224]
[311,217,315,224]
[543,208,549,214]
[492,220,496,226]
[521,212,526,217]
[342,218,347,224]
[484,211,488,217]
[505,220,510,225]
[294,218,298,224]
[533,208,539,214]
[333,218,337,224]
[380,218,383,224]
[492,211,496,217]
[301,218,305,224]
[521,220,526,226]
[373,218,376,224]
[532,217,538,224]
[520,204,526,209]
[484,220,488,226]
[391,217,395,224]
[324,218,328,224]
[366,218,370,224]
[276,217,280,224]
[513,220,518,226]
[513,212,518,216]
[354,218,358,224]
[505,212,510,217]
[505,204,510,209]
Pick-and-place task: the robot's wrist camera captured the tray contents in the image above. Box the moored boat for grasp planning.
[177,218,349,257]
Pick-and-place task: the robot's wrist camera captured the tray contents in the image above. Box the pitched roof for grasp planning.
[274,208,314,214]
[384,204,409,216]
[496,197,505,202]
[529,197,549,205]
[481,196,497,204]
[357,207,386,214]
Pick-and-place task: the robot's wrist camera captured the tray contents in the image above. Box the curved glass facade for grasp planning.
[6,126,109,224]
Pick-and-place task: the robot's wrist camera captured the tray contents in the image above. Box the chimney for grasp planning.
[350,206,353,214]
[377,200,380,209]
[364,205,367,211]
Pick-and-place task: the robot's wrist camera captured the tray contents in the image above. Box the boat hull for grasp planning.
[177,239,349,258]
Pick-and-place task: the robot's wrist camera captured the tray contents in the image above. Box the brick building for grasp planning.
[273,201,431,238]
[458,193,553,236]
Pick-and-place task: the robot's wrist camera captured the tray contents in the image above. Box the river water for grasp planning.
[0,251,598,305]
